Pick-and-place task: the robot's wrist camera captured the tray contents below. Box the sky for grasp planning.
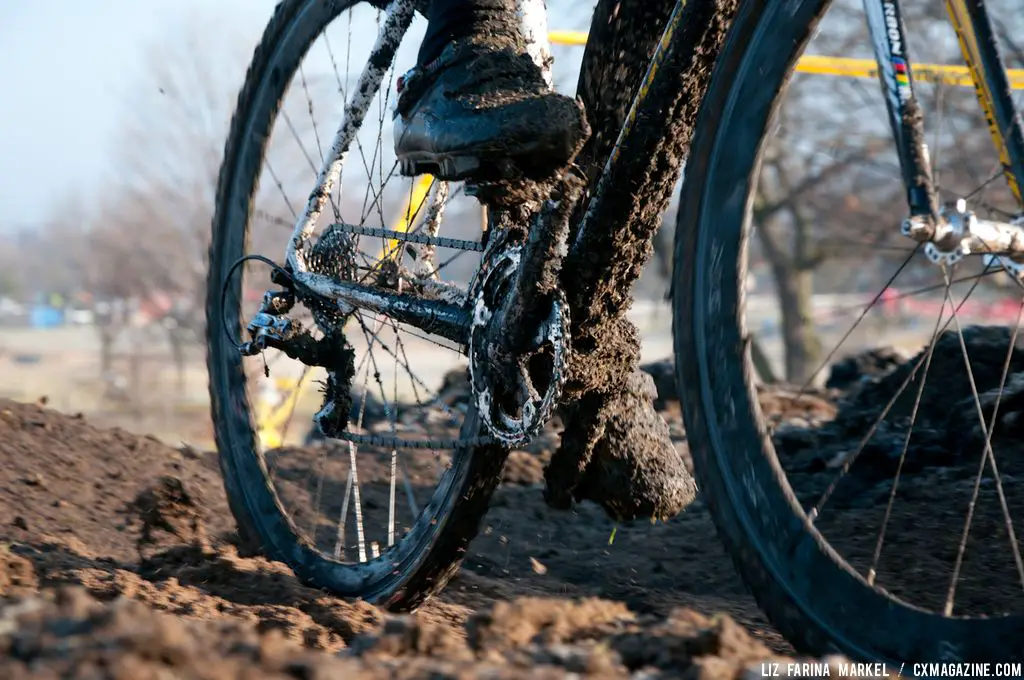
[0,0,278,231]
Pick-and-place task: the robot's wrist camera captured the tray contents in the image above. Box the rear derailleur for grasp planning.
[239,272,355,440]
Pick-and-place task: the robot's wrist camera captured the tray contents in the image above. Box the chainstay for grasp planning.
[329,428,494,449]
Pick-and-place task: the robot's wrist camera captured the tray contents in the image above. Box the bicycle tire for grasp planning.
[206,0,508,612]
[672,0,1024,661]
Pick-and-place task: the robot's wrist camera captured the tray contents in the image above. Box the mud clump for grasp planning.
[825,346,907,391]
[547,369,696,521]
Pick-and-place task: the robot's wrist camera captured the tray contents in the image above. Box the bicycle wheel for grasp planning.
[207,0,507,611]
[674,0,1024,661]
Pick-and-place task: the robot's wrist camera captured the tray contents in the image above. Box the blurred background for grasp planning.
[0,0,1021,447]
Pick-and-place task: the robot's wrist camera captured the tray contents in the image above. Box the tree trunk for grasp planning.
[170,334,186,397]
[98,325,115,376]
[749,333,778,384]
[770,262,821,383]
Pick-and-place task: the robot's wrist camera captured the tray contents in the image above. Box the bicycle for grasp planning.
[207,0,1024,664]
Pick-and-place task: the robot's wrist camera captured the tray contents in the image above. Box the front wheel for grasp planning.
[674,0,1024,662]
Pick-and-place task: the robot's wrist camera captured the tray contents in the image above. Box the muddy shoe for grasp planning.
[394,37,589,181]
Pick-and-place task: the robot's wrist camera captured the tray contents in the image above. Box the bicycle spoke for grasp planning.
[810,265,993,519]
[941,266,1024,614]
[347,439,368,563]
[784,246,920,399]
[867,281,947,586]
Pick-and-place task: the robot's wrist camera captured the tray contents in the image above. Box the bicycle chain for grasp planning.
[253,210,485,252]
[328,222,485,252]
[324,428,494,449]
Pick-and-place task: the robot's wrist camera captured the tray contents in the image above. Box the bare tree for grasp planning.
[97,10,323,392]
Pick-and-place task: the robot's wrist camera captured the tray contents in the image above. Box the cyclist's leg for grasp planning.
[395,0,589,180]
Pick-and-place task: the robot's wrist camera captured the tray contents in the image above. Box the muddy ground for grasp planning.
[2,327,1024,677]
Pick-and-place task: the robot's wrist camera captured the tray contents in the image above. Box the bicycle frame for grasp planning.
[245,0,1024,357]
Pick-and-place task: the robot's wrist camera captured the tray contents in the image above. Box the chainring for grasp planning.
[467,242,569,448]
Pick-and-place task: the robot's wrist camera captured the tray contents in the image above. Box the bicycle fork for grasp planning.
[864,0,1024,275]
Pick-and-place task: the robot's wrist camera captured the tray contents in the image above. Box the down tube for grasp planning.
[862,0,938,218]
[946,0,1024,206]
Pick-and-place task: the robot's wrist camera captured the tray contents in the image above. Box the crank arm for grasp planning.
[499,178,581,355]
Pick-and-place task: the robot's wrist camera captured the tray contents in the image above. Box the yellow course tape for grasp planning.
[547,30,1024,90]
[797,54,1024,90]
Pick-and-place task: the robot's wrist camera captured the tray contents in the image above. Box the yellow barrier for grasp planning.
[380,174,435,261]
[256,376,306,449]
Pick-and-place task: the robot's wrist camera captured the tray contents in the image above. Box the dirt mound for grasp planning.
[769,327,1024,615]
[126,476,206,554]
[0,546,37,597]
[0,586,370,679]
[6,346,1020,674]
[0,393,810,670]
[351,597,798,677]
[839,326,1024,436]
[0,399,233,562]
[7,533,384,653]
[775,326,1024,497]
[0,586,875,679]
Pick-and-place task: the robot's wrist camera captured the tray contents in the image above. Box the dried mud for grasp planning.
[3,328,1024,675]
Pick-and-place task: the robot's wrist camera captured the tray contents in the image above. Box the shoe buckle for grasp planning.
[396,66,419,95]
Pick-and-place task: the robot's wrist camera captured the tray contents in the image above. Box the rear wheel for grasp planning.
[207,0,507,611]
[674,0,1024,661]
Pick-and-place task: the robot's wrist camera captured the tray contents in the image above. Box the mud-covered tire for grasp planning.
[206,0,508,612]
[672,0,1024,662]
